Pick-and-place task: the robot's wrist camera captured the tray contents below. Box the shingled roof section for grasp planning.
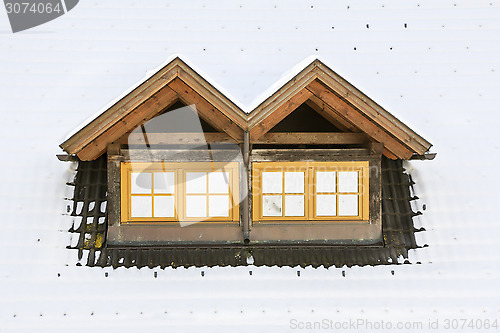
[68,156,425,268]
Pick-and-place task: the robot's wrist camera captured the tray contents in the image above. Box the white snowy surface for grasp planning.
[1,0,500,332]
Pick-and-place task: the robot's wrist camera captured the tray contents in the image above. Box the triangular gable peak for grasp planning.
[247,59,432,159]
[60,57,247,161]
[60,57,432,161]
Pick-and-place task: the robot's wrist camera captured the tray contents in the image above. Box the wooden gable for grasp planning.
[247,60,432,159]
[60,57,432,161]
[60,57,246,161]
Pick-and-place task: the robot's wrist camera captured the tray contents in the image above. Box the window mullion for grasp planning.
[307,167,313,220]
[206,171,209,218]
[151,173,155,218]
[177,168,185,221]
[336,170,339,217]
[281,170,285,217]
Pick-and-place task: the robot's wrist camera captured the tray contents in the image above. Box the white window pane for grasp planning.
[338,171,358,193]
[316,194,337,216]
[186,195,207,217]
[262,172,282,193]
[208,196,230,217]
[262,195,282,216]
[131,196,152,217]
[154,172,175,194]
[284,172,304,193]
[284,195,304,216]
[208,172,230,194]
[338,195,359,216]
[316,171,336,193]
[154,196,175,217]
[186,172,207,194]
[131,172,152,194]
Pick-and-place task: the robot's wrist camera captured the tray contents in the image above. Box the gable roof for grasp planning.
[60,56,432,161]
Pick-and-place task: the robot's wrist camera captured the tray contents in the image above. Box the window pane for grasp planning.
[262,172,282,193]
[338,194,358,216]
[186,172,207,194]
[154,196,175,217]
[131,196,152,217]
[154,172,175,194]
[316,194,337,216]
[338,171,358,193]
[262,195,282,216]
[284,172,304,193]
[316,171,336,193]
[186,195,207,217]
[208,195,229,217]
[208,172,230,194]
[284,195,304,216]
[131,172,152,194]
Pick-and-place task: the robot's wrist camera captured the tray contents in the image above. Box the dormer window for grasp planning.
[252,162,370,222]
[59,57,434,267]
[121,162,240,223]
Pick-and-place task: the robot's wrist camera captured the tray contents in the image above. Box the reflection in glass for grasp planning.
[316,194,336,216]
[131,196,152,217]
[186,172,207,194]
[186,195,207,217]
[262,172,282,193]
[263,195,282,216]
[284,172,304,193]
[154,196,175,217]
[316,171,336,193]
[285,195,304,216]
[338,171,358,193]
[208,172,230,194]
[131,172,152,194]
[154,172,175,194]
[208,196,229,217]
[338,194,358,216]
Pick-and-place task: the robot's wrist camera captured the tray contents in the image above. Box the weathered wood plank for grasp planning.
[251,148,377,162]
[305,80,413,159]
[254,132,369,145]
[120,132,236,145]
[62,63,180,154]
[368,142,385,155]
[382,148,398,160]
[122,148,243,162]
[305,97,359,133]
[77,86,179,161]
[314,66,431,154]
[249,89,313,142]
[168,78,244,142]
[247,63,318,127]
[178,69,247,129]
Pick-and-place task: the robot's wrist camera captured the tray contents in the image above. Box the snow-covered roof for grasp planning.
[60,56,432,160]
[1,0,499,331]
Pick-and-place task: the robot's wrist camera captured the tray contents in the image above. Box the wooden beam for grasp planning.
[254,132,368,145]
[62,63,180,155]
[178,69,247,129]
[249,89,313,143]
[122,149,242,162]
[382,148,399,160]
[120,132,235,145]
[76,87,179,161]
[305,97,359,133]
[168,78,244,142]
[314,66,431,154]
[368,142,385,155]
[305,80,414,159]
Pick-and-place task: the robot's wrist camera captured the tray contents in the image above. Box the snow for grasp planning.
[1,0,500,331]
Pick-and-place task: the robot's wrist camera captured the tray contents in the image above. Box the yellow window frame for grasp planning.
[121,162,239,224]
[252,161,369,223]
